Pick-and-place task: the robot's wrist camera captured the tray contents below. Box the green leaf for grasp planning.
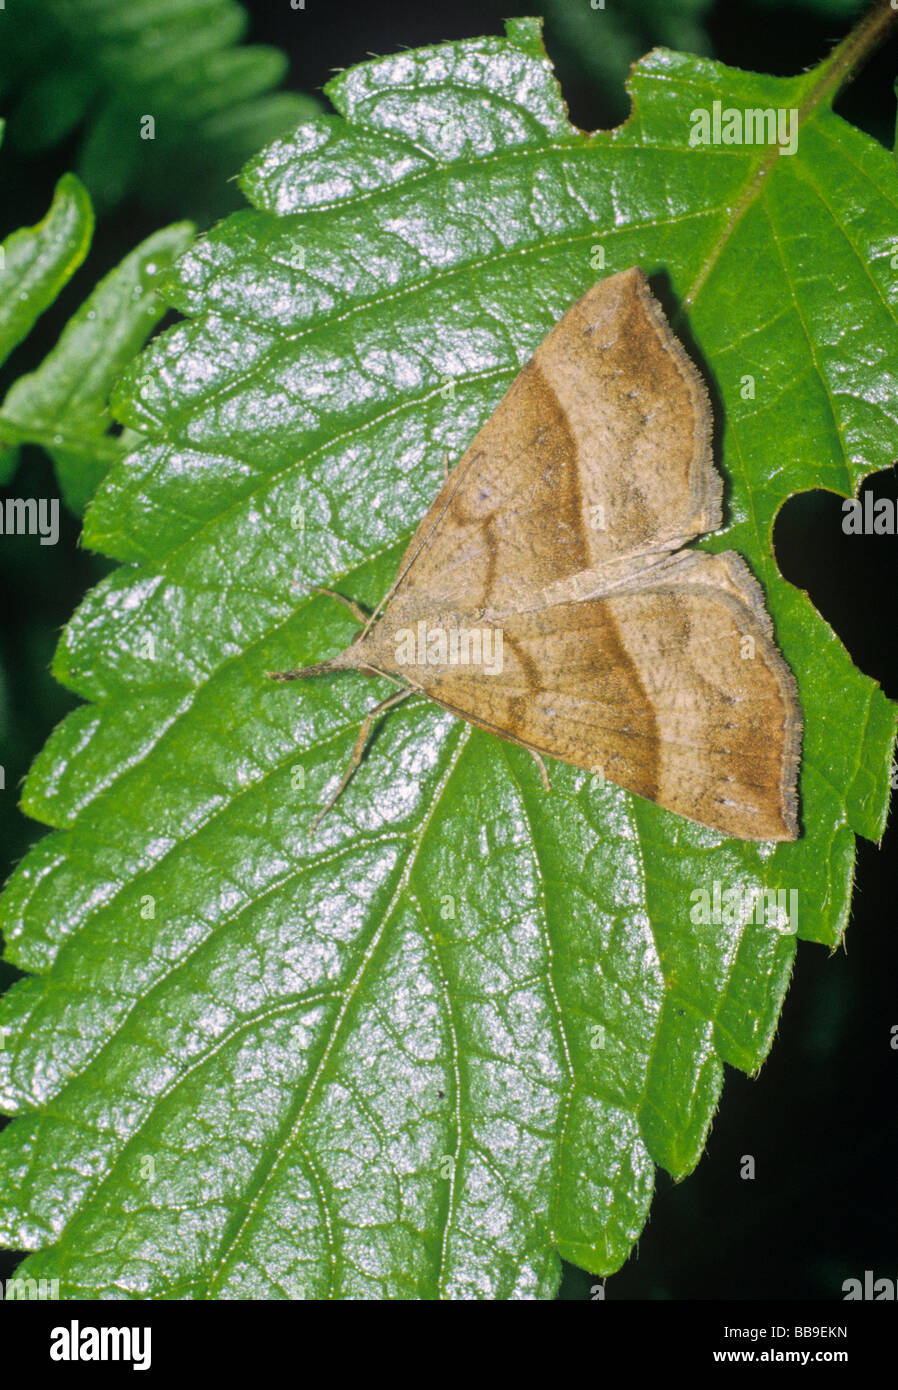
[0,136,194,504]
[0,172,93,371]
[0,0,322,221]
[0,170,93,486]
[1,18,896,1298]
[1,221,195,512]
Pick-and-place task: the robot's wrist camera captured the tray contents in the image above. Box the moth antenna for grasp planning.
[308,587,369,626]
[267,590,378,680]
[359,447,479,640]
[267,657,345,682]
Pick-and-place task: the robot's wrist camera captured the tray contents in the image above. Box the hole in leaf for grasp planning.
[773,466,898,701]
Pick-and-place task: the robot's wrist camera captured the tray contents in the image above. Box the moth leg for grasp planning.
[528,749,551,793]
[311,687,416,832]
[442,451,450,484]
[309,586,369,626]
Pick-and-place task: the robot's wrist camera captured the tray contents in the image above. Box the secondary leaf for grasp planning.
[0,167,93,486]
[1,221,195,511]
[0,124,195,503]
[0,0,321,221]
[1,16,895,1298]
[0,170,92,371]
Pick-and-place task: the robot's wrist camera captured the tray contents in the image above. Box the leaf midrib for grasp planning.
[682,2,898,309]
[202,716,470,1299]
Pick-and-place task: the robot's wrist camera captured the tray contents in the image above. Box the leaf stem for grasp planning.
[682,0,898,311]
[810,0,898,112]
[0,415,124,465]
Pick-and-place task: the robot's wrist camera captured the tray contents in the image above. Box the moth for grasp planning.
[270,267,802,841]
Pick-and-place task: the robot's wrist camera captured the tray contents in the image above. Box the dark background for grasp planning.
[1,0,896,1301]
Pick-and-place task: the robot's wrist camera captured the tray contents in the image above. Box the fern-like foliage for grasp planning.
[0,0,320,221]
[0,131,194,505]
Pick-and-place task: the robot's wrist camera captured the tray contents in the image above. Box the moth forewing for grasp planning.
[269,267,802,840]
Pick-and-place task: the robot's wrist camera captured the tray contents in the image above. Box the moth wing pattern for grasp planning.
[388,266,721,617]
[273,266,803,841]
[368,548,801,841]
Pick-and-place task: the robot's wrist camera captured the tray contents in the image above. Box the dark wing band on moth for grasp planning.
[381,267,721,619]
[388,554,800,841]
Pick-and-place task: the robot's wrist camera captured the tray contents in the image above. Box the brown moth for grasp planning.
[270,267,802,841]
